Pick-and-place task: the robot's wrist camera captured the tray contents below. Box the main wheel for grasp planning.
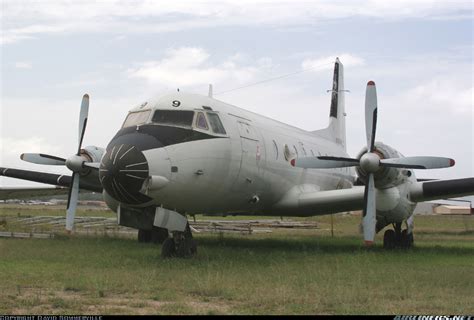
[400,229,414,249]
[161,238,176,258]
[383,229,396,250]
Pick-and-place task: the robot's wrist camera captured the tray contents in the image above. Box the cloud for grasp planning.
[2,0,472,45]
[14,61,32,69]
[127,47,268,88]
[0,137,62,158]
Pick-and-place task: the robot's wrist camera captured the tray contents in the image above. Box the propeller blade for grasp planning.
[380,157,455,169]
[66,173,80,231]
[292,156,359,169]
[362,173,376,245]
[365,81,378,152]
[77,94,89,155]
[20,153,66,166]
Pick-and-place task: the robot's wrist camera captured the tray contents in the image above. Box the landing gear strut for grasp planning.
[161,223,197,258]
[383,222,414,249]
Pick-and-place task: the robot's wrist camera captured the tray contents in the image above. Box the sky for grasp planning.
[0,0,473,189]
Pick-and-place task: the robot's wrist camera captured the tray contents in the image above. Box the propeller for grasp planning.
[21,94,96,231]
[292,81,455,245]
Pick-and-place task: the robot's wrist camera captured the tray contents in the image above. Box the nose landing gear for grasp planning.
[161,223,197,258]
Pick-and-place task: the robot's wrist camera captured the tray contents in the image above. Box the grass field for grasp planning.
[0,205,473,315]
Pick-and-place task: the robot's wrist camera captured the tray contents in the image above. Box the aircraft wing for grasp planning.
[0,186,69,200]
[0,167,102,193]
[274,177,474,215]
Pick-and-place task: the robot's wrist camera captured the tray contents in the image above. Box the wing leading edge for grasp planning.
[0,167,102,193]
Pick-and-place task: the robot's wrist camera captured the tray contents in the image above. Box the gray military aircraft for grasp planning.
[1,58,473,257]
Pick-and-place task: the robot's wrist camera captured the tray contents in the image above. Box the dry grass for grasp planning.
[0,206,473,315]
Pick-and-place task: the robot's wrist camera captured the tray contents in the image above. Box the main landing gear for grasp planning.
[161,223,197,258]
[383,222,414,249]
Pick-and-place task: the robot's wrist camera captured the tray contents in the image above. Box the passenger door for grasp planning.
[234,121,266,201]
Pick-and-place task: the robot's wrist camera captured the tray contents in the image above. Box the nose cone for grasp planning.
[99,144,152,205]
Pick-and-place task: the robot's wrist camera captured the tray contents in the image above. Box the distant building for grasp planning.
[414,201,473,215]
[433,205,472,215]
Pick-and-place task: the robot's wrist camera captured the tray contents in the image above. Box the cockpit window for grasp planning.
[207,113,226,134]
[152,110,194,127]
[196,112,209,130]
[122,110,151,128]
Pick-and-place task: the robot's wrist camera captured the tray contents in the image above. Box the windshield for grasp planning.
[122,110,151,128]
[152,110,194,127]
[207,113,226,134]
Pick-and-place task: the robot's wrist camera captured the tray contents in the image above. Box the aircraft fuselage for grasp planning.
[100,92,355,217]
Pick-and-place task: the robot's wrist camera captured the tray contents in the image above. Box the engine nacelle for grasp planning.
[80,145,105,164]
[356,142,418,229]
[374,183,416,230]
[356,142,412,189]
[77,145,105,187]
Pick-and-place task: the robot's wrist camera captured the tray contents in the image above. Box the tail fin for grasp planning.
[313,58,347,151]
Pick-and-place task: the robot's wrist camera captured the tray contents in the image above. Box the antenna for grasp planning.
[208,84,213,98]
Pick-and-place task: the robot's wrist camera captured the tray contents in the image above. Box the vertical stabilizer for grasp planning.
[325,58,347,150]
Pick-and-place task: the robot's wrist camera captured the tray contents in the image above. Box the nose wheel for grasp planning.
[161,223,197,258]
[383,222,414,249]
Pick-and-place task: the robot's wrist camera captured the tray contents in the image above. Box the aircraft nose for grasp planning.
[99,144,152,205]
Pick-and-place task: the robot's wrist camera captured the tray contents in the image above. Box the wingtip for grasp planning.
[20,154,25,160]
[83,93,89,99]
[367,80,375,86]
[449,159,455,167]
[364,240,374,247]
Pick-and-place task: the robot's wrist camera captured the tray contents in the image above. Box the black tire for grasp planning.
[189,239,197,256]
[383,229,396,250]
[138,229,151,243]
[161,238,176,258]
[400,229,414,249]
[151,227,168,244]
[175,238,197,258]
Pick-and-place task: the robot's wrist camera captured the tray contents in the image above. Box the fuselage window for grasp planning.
[152,110,194,127]
[207,113,227,134]
[196,112,209,130]
[273,140,279,160]
[122,110,151,128]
